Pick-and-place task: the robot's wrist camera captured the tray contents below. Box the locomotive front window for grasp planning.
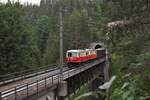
[68,52,72,57]
[68,52,78,57]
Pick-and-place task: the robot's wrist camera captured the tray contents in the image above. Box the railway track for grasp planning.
[0,58,106,100]
[0,63,69,86]
[0,65,59,86]
[0,67,69,91]
[0,67,71,100]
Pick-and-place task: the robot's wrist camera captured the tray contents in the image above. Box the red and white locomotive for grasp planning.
[65,48,106,67]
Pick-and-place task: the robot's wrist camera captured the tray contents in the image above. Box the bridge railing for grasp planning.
[0,69,63,100]
[0,58,106,100]
[0,64,59,85]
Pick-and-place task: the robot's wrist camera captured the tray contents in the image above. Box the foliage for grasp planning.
[103,1,150,99]
[0,2,32,74]
[109,76,136,100]
[64,8,90,49]
[0,0,105,74]
[35,15,59,66]
[69,84,88,100]
[0,0,149,98]
[36,15,52,54]
[129,52,150,97]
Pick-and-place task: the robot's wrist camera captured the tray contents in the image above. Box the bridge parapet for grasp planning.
[0,58,106,100]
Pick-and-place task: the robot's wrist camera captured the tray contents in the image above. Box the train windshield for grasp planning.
[67,52,78,57]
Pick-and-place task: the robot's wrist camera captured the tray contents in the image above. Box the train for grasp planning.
[65,48,106,67]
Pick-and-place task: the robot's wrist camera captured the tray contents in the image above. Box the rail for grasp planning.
[0,58,106,100]
[0,64,59,85]
[0,69,67,100]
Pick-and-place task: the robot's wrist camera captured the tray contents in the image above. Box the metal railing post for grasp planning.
[45,77,47,89]
[58,75,59,83]
[37,80,39,96]
[15,87,17,100]
[68,70,69,78]
[27,83,29,97]
[0,92,2,100]
[52,76,53,84]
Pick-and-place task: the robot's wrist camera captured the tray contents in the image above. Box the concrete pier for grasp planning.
[36,81,68,100]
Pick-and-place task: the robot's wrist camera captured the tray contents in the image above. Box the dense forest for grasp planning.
[0,0,104,74]
[0,0,150,99]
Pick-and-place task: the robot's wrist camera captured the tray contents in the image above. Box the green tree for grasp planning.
[64,8,91,49]
[0,2,32,74]
[36,15,52,54]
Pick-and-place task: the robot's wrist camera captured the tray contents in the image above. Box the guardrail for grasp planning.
[0,58,106,100]
[0,64,59,85]
[0,69,64,100]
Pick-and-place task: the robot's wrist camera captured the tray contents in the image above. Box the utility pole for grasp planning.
[59,4,64,81]
[58,7,64,100]
[58,2,68,100]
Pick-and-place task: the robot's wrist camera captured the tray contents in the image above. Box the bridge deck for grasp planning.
[0,68,68,92]
[0,58,106,100]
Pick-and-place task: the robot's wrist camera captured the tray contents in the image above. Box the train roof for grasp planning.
[96,48,105,50]
[85,49,93,50]
[67,50,85,52]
